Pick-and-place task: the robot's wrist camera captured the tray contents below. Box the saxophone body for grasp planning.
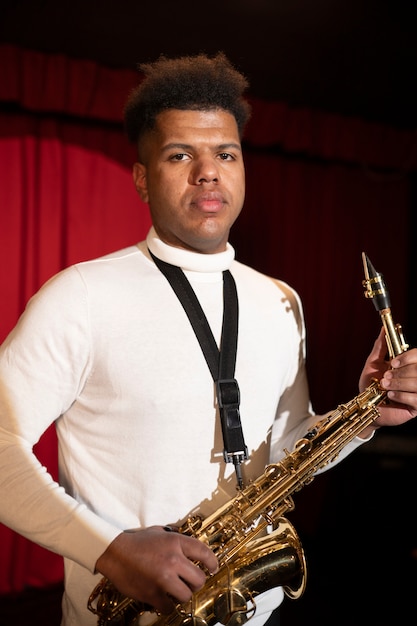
[88,254,408,626]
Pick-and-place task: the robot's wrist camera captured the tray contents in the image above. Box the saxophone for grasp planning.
[88,253,409,626]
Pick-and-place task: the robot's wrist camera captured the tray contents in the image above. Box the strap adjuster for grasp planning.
[216,379,248,465]
[216,378,240,410]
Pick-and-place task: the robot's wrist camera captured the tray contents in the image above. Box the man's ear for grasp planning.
[133,162,149,203]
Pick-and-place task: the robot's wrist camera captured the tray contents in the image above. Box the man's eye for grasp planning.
[219,153,233,160]
[171,153,187,161]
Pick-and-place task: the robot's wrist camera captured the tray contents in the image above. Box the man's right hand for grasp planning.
[95,525,219,614]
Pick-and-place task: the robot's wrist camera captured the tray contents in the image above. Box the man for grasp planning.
[0,52,416,626]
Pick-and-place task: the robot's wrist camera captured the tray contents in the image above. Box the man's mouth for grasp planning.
[192,193,225,213]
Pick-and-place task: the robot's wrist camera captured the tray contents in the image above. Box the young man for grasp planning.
[1,53,417,626]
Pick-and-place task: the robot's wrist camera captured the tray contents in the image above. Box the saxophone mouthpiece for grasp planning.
[362,252,391,312]
[362,251,408,357]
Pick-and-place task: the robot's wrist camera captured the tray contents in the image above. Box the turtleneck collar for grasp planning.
[145,226,235,274]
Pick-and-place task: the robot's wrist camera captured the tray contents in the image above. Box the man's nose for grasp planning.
[191,157,219,184]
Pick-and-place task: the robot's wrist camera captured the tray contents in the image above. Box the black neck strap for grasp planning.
[149,249,248,487]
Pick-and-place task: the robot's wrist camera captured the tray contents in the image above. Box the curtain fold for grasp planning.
[2,44,416,171]
[245,98,417,171]
[0,44,137,123]
[0,44,413,594]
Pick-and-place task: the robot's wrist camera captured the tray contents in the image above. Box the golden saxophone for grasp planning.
[88,253,409,626]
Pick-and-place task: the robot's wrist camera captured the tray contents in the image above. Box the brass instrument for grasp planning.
[88,253,408,626]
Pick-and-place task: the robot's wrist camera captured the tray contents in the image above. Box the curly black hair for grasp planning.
[124,52,252,146]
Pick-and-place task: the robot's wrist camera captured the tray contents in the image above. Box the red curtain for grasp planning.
[0,44,415,593]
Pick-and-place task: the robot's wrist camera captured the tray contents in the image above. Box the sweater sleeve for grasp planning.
[0,267,121,572]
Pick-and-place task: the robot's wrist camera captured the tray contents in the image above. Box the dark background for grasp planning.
[1,0,417,130]
[1,2,417,625]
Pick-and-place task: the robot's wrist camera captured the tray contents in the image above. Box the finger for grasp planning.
[161,558,207,602]
[148,551,208,611]
[162,526,218,574]
[391,348,417,369]
[364,328,387,366]
[383,371,417,394]
[179,534,218,574]
[150,591,178,615]
[387,390,417,407]
[146,534,217,609]
[376,327,391,360]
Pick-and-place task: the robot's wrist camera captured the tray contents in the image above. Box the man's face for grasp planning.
[133,108,245,254]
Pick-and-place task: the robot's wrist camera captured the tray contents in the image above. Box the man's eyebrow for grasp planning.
[217,142,242,152]
[161,143,193,152]
[161,142,242,152]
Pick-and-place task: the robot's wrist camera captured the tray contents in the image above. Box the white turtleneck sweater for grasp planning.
[0,228,366,625]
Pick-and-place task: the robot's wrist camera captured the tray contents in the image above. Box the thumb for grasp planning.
[368,327,389,364]
[359,327,389,392]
